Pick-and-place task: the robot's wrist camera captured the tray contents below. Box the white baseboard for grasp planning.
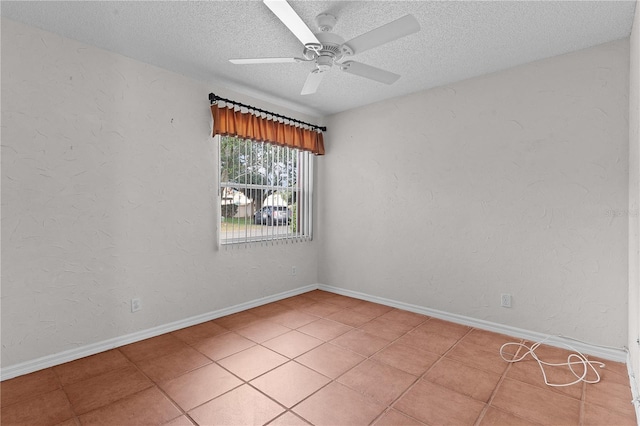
[0,284,316,381]
[2,283,629,381]
[317,284,629,363]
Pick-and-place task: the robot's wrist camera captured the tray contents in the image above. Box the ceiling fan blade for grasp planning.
[229,57,300,64]
[340,61,400,85]
[263,0,321,50]
[301,70,325,95]
[344,14,420,55]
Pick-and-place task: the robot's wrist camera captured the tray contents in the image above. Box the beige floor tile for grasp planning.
[326,308,378,327]
[338,360,417,405]
[445,339,510,375]
[119,334,189,363]
[416,318,472,339]
[189,384,284,425]
[349,301,394,318]
[293,382,385,426]
[584,376,636,418]
[278,295,317,310]
[372,341,439,376]
[251,361,330,407]
[490,378,581,425]
[171,321,227,345]
[162,415,196,426]
[268,411,312,425]
[376,309,428,327]
[298,302,344,317]
[0,368,61,408]
[0,389,74,426]
[394,379,486,426]
[478,407,541,425]
[460,328,521,349]
[373,409,425,425]
[159,363,242,411]
[213,310,262,330]
[262,330,324,358]
[64,365,153,414]
[297,318,353,341]
[296,343,365,379]
[359,317,415,341]
[53,350,131,386]
[235,320,290,343]
[322,294,363,308]
[582,402,637,425]
[77,387,180,426]
[331,329,390,357]
[217,345,288,381]
[248,302,291,319]
[396,328,459,355]
[192,331,255,361]
[424,357,502,402]
[270,310,319,328]
[137,346,212,383]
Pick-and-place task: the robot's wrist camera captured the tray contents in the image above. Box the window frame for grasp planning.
[216,134,314,247]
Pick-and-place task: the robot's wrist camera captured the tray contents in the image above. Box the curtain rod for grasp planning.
[209,93,326,132]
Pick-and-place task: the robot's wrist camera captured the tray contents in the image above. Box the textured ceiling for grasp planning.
[1,1,636,117]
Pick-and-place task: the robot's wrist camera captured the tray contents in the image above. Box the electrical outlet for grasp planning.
[131,298,142,313]
[291,266,297,276]
[501,293,512,308]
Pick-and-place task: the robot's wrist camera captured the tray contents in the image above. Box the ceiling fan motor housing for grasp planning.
[316,55,333,71]
[303,32,353,66]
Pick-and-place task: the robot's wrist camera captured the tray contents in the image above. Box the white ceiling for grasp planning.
[1,1,636,117]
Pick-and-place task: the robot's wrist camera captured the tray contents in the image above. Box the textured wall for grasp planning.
[319,39,630,347]
[629,2,640,393]
[1,18,319,367]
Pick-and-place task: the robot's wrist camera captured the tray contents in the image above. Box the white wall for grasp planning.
[1,18,319,368]
[629,1,640,393]
[319,39,630,348]
[1,13,634,371]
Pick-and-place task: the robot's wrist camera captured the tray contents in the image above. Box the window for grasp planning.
[218,135,313,246]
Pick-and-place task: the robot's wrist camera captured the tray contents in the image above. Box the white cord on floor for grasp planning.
[499,338,605,387]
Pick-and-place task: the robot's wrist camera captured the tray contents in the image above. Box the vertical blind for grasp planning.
[218,135,313,246]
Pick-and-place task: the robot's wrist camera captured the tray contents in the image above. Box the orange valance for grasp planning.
[211,104,325,155]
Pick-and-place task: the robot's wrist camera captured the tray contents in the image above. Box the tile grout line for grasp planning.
[49,364,82,425]
[579,375,587,426]
[472,337,525,426]
[269,298,431,425]
[173,298,341,424]
[116,346,200,425]
[369,323,473,425]
[264,296,392,423]
[264,301,376,424]
[188,309,342,425]
[365,319,436,425]
[55,357,159,423]
[322,302,493,425]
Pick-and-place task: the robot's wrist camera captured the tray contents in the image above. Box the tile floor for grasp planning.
[1,290,636,425]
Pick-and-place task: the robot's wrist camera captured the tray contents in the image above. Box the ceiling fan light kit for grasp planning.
[230,0,421,95]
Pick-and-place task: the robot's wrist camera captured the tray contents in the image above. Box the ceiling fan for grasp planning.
[229,0,421,95]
